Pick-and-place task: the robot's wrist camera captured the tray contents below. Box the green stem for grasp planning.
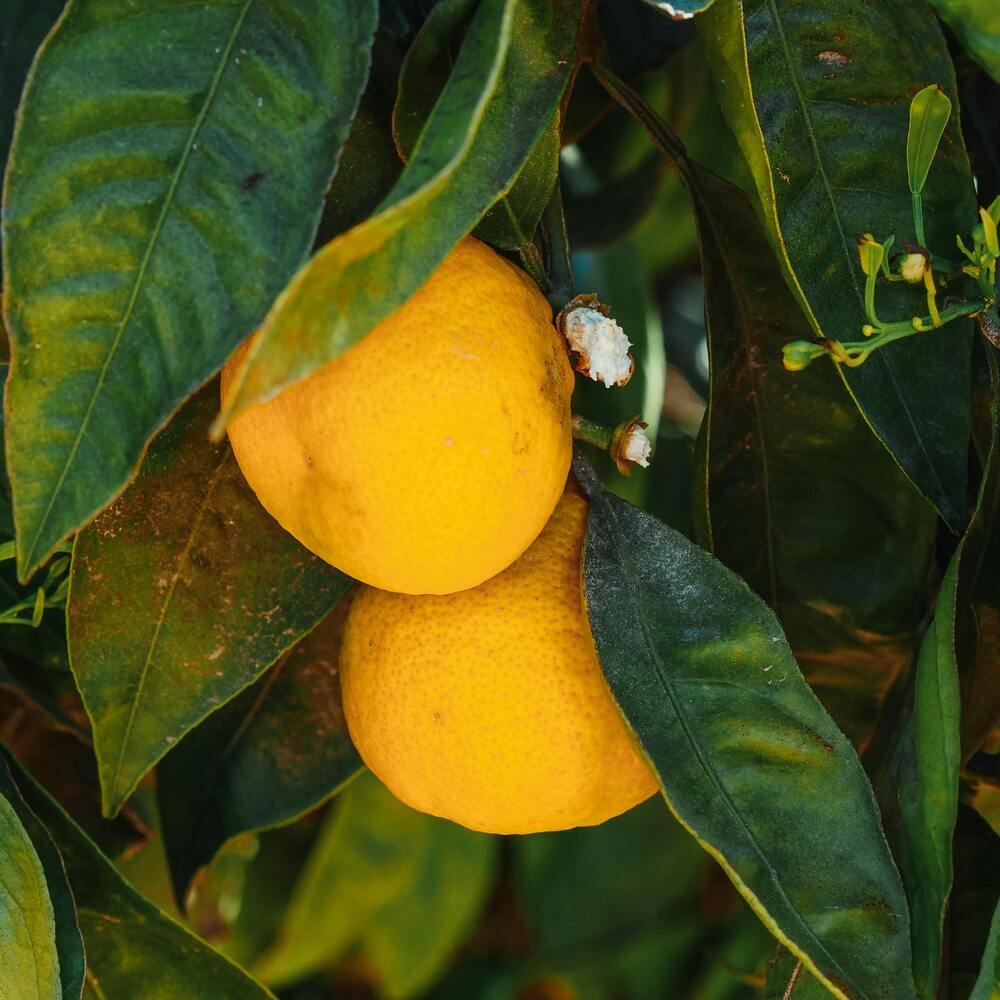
[912,189,926,247]
[571,415,613,450]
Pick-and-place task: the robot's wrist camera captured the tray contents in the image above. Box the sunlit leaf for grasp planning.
[3,0,378,580]
[699,0,977,531]
[157,605,362,907]
[577,456,915,1000]
[0,757,83,1000]
[255,773,496,992]
[6,750,276,1000]
[69,386,352,816]
[217,0,581,428]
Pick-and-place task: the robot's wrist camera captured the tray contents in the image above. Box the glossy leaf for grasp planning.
[0,0,64,197]
[699,0,977,531]
[691,164,935,747]
[576,457,915,1000]
[69,386,352,816]
[6,751,276,1000]
[157,605,362,907]
[927,0,1000,84]
[392,0,561,252]
[0,758,82,1000]
[881,558,961,998]
[255,773,496,991]
[971,898,1000,1000]
[217,0,581,428]
[3,0,378,581]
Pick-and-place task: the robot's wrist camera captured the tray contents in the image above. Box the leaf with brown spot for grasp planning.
[68,385,352,818]
[157,602,362,907]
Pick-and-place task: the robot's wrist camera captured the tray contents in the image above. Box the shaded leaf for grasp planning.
[699,0,977,530]
[0,756,83,1000]
[971,897,1000,1000]
[256,772,497,992]
[880,558,961,998]
[157,604,362,908]
[927,0,1000,84]
[4,0,378,580]
[218,0,581,427]
[6,750,277,1000]
[576,456,915,1000]
[954,346,1000,760]
[68,386,352,816]
[691,164,935,747]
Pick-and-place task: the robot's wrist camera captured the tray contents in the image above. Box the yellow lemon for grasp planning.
[339,492,659,834]
[221,237,573,595]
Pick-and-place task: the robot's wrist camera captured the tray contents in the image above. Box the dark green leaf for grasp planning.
[691,165,935,747]
[6,750,277,1000]
[0,756,83,1000]
[157,605,362,908]
[218,0,580,427]
[0,0,64,195]
[955,346,1000,760]
[699,0,977,530]
[577,458,915,1000]
[255,773,496,992]
[927,0,1000,84]
[970,897,1000,1000]
[68,386,352,817]
[880,558,961,998]
[3,0,378,581]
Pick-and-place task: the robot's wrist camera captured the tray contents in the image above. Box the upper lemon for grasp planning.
[221,237,574,595]
[339,492,659,834]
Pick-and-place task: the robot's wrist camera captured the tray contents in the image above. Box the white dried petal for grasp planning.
[623,425,652,468]
[563,307,633,388]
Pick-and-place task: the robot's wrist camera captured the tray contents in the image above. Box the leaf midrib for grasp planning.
[21,0,256,576]
[760,0,947,513]
[595,490,863,998]
[105,452,234,811]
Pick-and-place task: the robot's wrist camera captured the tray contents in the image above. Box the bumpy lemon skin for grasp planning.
[221,237,574,596]
[339,492,659,835]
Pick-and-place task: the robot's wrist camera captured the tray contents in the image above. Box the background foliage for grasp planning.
[1,0,1000,998]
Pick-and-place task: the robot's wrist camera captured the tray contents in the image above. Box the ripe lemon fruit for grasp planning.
[221,237,574,595]
[339,491,658,834]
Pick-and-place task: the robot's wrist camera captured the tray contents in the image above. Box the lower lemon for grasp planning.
[339,491,658,834]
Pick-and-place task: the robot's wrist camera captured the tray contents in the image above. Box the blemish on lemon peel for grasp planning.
[557,294,634,388]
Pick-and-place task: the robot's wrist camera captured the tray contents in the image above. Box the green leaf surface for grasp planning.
[691,163,935,747]
[218,0,580,427]
[880,557,961,998]
[576,457,915,1000]
[68,386,352,817]
[907,85,952,197]
[3,0,378,581]
[0,758,81,1000]
[157,606,362,907]
[971,898,1000,1000]
[927,0,1000,84]
[0,0,64,198]
[255,772,496,992]
[5,750,276,1000]
[699,0,977,531]
[954,346,1000,760]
